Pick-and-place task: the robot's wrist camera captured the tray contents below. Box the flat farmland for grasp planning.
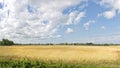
[0,45,120,62]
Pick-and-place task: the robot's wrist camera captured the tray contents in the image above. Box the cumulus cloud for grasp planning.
[98,0,120,19]
[66,28,74,33]
[0,0,86,42]
[98,10,116,19]
[100,0,120,11]
[83,20,95,30]
[66,11,85,25]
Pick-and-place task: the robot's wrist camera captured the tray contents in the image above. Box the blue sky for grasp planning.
[0,0,120,44]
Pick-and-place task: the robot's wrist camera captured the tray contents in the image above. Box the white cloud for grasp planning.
[83,20,95,30]
[66,28,74,33]
[74,12,85,23]
[100,0,120,10]
[98,10,116,19]
[103,10,115,19]
[0,0,87,42]
[66,11,85,25]
[98,0,120,19]
[101,26,106,30]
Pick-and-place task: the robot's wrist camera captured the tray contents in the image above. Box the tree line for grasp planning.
[17,43,111,46]
[0,38,117,46]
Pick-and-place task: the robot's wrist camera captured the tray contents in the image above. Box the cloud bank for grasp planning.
[0,0,120,43]
[0,0,86,41]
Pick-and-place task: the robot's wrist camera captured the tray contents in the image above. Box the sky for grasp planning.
[0,0,120,44]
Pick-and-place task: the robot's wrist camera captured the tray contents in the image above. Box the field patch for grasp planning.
[0,46,120,62]
[0,45,120,68]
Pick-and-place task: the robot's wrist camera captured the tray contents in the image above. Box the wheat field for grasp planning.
[0,45,120,63]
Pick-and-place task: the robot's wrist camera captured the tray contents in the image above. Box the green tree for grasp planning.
[0,39,14,46]
[86,42,94,45]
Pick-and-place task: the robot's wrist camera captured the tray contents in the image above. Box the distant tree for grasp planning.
[86,42,94,45]
[48,43,54,45]
[0,39,14,46]
[73,43,78,45]
[104,44,109,46]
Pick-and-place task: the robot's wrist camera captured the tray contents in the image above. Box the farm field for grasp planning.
[0,45,120,68]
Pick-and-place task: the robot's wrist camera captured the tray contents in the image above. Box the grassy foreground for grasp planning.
[0,58,120,68]
[0,45,120,68]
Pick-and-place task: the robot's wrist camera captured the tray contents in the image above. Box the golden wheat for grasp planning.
[0,45,120,62]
